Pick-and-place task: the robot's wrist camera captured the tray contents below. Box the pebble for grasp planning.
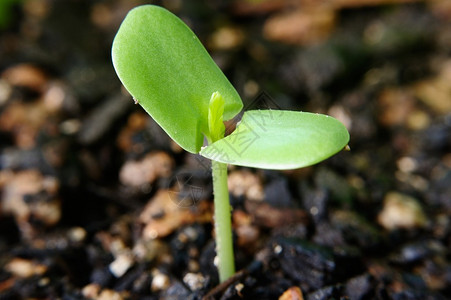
[132,239,168,263]
[151,269,170,292]
[233,209,260,249]
[5,257,47,278]
[182,272,206,291]
[97,289,127,300]
[377,88,415,127]
[1,63,48,92]
[0,79,12,105]
[109,252,134,278]
[42,81,68,113]
[208,26,245,50]
[68,226,87,243]
[413,59,451,114]
[0,100,48,149]
[0,169,61,238]
[95,231,127,257]
[279,286,304,300]
[82,283,101,299]
[187,259,200,272]
[378,192,428,230]
[160,280,190,299]
[345,273,374,300]
[119,151,174,188]
[306,285,342,300]
[228,170,264,201]
[236,223,260,249]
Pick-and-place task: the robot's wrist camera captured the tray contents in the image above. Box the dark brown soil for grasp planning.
[0,1,450,299]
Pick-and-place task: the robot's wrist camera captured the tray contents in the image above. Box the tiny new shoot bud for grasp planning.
[112,4,350,283]
[207,91,226,144]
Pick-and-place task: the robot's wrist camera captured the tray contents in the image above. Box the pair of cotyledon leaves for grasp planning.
[112,5,349,170]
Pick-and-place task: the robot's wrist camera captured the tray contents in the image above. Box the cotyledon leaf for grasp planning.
[112,5,243,153]
[200,110,350,169]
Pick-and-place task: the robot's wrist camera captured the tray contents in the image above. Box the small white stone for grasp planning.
[397,156,417,173]
[310,206,319,215]
[274,244,283,254]
[183,272,206,291]
[378,192,427,230]
[151,270,170,292]
[109,253,134,278]
[82,283,101,299]
[68,226,87,243]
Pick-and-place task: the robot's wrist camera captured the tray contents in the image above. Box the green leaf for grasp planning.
[200,110,350,170]
[112,5,243,153]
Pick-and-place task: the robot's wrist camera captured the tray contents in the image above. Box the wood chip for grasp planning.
[139,190,212,239]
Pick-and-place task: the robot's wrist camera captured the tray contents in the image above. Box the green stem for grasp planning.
[211,159,235,282]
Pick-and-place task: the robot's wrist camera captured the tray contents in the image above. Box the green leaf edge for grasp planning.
[200,110,350,170]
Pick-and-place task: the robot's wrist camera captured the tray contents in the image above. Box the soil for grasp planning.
[0,1,450,299]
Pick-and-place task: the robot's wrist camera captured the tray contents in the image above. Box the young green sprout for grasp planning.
[112,5,349,282]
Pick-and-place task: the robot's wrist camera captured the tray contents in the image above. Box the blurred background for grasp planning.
[0,0,450,299]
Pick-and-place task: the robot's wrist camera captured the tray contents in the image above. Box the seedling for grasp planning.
[112,5,349,282]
